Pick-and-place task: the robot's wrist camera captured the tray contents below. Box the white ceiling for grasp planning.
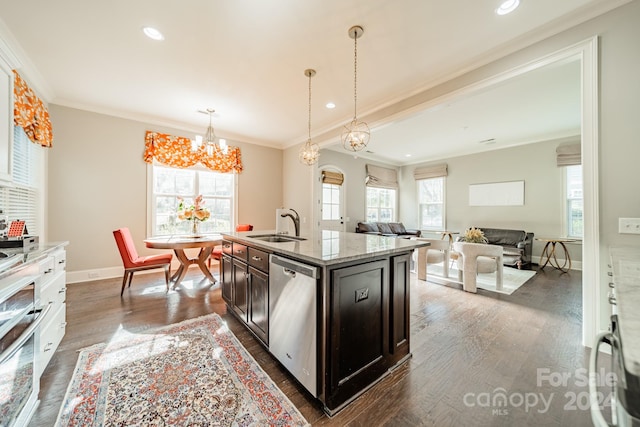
[0,0,628,164]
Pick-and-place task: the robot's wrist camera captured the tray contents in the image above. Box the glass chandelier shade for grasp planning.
[299,68,320,166]
[341,25,370,152]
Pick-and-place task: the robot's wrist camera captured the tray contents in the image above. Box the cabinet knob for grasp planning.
[252,256,262,261]
[608,282,615,289]
[44,268,53,274]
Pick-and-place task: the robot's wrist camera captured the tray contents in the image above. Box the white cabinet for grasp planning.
[36,248,67,377]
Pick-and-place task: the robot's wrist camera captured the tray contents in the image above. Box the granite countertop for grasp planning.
[222,230,429,266]
[610,246,640,377]
[0,241,68,280]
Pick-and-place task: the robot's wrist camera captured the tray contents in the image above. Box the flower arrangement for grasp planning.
[462,227,488,244]
[177,195,211,222]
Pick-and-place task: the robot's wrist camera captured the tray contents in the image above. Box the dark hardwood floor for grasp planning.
[30,265,602,426]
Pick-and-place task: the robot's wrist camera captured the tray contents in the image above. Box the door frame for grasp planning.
[314,164,347,232]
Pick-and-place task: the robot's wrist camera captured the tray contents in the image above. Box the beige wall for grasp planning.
[399,138,583,262]
[47,105,283,275]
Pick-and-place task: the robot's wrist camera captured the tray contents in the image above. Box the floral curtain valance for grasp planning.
[143,130,243,173]
[13,70,53,147]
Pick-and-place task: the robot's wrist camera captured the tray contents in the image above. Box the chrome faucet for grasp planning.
[280,208,300,237]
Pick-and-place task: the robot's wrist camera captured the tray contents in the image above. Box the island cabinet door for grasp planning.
[327,259,389,410]
[232,259,249,321]
[389,253,411,364]
[247,266,268,345]
[221,254,233,304]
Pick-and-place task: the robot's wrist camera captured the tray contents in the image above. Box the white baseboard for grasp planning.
[66,260,219,284]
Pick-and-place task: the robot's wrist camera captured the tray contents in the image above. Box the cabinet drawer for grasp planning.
[53,249,67,273]
[38,256,55,276]
[38,303,66,376]
[221,240,233,256]
[232,243,248,262]
[248,247,269,272]
[40,271,66,307]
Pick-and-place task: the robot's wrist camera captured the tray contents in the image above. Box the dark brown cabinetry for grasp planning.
[324,253,411,413]
[220,240,270,345]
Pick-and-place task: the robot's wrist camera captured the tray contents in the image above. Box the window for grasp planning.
[149,164,235,236]
[322,183,340,220]
[366,187,396,222]
[417,177,445,230]
[565,165,583,238]
[0,126,44,236]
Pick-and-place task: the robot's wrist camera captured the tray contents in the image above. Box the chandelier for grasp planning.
[299,69,320,165]
[200,108,228,154]
[341,25,370,152]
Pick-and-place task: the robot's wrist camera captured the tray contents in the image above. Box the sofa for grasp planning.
[465,227,534,269]
[356,222,421,238]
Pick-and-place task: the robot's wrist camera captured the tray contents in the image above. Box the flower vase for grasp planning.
[191,220,199,236]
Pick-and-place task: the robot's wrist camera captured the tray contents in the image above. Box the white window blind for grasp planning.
[0,126,43,235]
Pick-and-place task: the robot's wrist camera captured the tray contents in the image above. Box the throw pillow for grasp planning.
[388,222,407,234]
[377,222,394,234]
[357,222,379,233]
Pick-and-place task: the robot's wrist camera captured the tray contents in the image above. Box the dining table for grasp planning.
[144,234,223,288]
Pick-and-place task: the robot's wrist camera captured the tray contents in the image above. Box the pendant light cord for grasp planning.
[353,32,358,120]
[308,70,312,143]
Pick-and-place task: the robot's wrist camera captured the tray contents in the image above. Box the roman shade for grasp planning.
[12,70,53,147]
[556,143,581,167]
[365,164,398,189]
[414,163,448,180]
[321,170,344,185]
[143,130,243,173]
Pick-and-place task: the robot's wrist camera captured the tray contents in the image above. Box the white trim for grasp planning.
[531,256,583,272]
[580,36,600,348]
[315,164,347,232]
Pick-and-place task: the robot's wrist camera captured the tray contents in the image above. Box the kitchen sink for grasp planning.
[250,234,306,243]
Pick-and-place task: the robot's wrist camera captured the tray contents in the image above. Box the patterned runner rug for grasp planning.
[56,313,309,426]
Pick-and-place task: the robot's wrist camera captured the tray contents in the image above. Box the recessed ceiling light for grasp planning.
[326,102,336,109]
[405,154,412,157]
[142,26,164,41]
[478,138,496,144]
[496,0,520,15]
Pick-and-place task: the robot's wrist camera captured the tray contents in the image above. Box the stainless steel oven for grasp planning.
[0,271,49,427]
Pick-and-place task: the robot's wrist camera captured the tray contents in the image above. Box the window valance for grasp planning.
[13,70,53,147]
[556,143,581,167]
[143,130,243,173]
[321,170,344,185]
[414,163,448,180]
[365,164,398,189]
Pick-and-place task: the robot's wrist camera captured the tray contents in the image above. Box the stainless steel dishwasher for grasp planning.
[269,254,319,397]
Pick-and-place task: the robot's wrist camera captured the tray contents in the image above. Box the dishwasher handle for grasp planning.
[589,331,615,427]
[270,254,318,279]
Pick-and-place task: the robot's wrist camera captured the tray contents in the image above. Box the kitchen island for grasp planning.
[220,230,429,415]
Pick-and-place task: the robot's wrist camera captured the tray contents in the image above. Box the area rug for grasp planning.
[421,263,536,295]
[55,313,309,426]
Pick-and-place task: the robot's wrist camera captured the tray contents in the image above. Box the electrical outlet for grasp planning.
[619,218,640,234]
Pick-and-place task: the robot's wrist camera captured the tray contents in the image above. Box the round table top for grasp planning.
[145,234,223,250]
[535,237,580,243]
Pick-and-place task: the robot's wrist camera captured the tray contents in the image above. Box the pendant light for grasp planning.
[341,25,370,152]
[201,108,228,154]
[299,69,320,165]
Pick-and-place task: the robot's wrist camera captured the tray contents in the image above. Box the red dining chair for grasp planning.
[113,227,173,296]
[208,224,253,269]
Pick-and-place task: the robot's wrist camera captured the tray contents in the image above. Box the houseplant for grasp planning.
[461,227,488,244]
